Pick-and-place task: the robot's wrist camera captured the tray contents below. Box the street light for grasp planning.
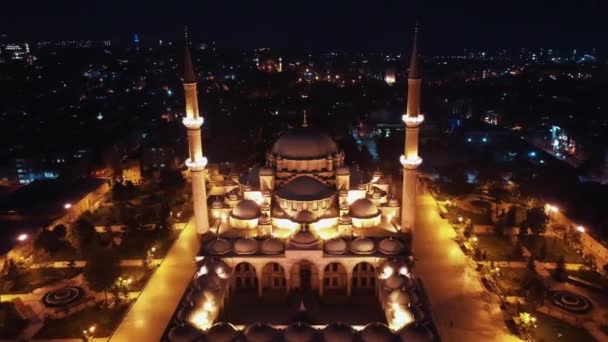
[576,225,585,233]
[83,324,96,341]
[64,203,72,209]
[16,233,29,242]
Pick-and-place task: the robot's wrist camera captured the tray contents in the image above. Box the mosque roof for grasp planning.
[271,127,338,160]
[275,176,335,201]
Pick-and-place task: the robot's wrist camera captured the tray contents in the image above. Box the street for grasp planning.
[414,186,520,342]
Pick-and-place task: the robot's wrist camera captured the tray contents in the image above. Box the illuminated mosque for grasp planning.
[166,24,435,341]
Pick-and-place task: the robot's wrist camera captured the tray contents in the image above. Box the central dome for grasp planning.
[276,176,335,201]
[271,128,338,160]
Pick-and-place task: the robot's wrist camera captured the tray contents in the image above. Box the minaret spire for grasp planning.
[182,28,210,235]
[302,110,309,128]
[183,26,196,84]
[408,21,421,80]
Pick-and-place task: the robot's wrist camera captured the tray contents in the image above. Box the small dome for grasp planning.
[372,170,383,178]
[211,200,223,208]
[168,324,202,342]
[349,198,380,219]
[259,167,274,176]
[261,237,284,254]
[232,199,261,220]
[285,322,316,342]
[289,229,319,248]
[322,323,355,342]
[234,238,258,255]
[259,214,272,225]
[388,198,399,207]
[349,237,375,254]
[378,238,405,255]
[244,323,277,342]
[271,128,338,160]
[324,237,347,254]
[339,189,348,196]
[206,322,240,342]
[206,238,232,255]
[336,166,350,176]
[384,274,405,290]
[295,210,316,223]
[338,214,352,224]
[398,324,434,342]
[228,192,238,200]
[387,289,410,307]
[361,323,394,342]
[276,176,335,201]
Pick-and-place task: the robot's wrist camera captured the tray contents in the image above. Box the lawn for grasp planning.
[113,229,179,259]
[35,302,132,339]
[446,206,493,225]
[1,267,82,294]
[534,312,595,342]
[118,266,155,291]
[521,236,584,263]
[476,235,523,261]
[0,302,28,339]
[495,268,528,296]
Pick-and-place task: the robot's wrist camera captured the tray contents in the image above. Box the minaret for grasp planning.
[182,28,210,235]
[400,23,424,232]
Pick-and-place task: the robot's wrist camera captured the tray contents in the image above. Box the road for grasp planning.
[413,186,520,342]
[110,218,199,342]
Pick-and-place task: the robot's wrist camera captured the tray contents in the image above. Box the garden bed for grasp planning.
[35,302,132,339]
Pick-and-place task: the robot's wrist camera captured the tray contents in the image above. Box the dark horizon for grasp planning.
[1,0,607,53]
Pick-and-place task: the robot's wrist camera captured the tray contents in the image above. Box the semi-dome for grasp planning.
[231,200,261,219]
[349,198,380,219]
[276,176,335,201]
[324,237,347,254]
[289,229,319,248]
[294,210,316,223]
[206,322,240,342]
[244,323,278,342]
[168,323,202,342]
[284,322,316,342]
[336,166,350,176]
[323,323,355,342]
[398,324,434,342]
[378,237,405,255]
[259,166,274,176]
[271,128,338,160]
[261,237,284,254]
[361,323,394,342]
[349,237,375,254]
[206,238,232,255]
[234,238,258,255]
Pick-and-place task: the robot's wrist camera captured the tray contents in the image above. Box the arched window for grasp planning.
[231,262,257,291]
[352,262,376,294]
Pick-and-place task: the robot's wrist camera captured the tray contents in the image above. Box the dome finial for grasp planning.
[409,21,421,79]
[302,110,309,128]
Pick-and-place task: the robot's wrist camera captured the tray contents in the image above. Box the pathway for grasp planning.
[413,185,520,342]
[109,217,199,341]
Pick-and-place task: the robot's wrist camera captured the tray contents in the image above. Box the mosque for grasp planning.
[165,24,435,341]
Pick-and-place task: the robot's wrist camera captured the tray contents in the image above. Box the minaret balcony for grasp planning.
[402,114,424,127]
[182,117,204,129]
[400,155,422,169]
[186,157,208,171]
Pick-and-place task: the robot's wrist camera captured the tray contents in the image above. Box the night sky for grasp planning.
[2,0,607,52]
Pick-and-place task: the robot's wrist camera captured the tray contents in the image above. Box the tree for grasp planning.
[525,206,549,235]
[489,184,509,218]
[539,241,547,261]
[554,256,568,282]
[67,218,99,257]
[505,205,526,226]
[83,249,120,303]
[34,229,63,254]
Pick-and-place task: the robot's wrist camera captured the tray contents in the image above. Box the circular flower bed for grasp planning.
[42,286,84,307]
[551,291,591,313]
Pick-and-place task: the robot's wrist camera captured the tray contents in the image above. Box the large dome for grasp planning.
[276,176,335,201]
[271,128,338,160]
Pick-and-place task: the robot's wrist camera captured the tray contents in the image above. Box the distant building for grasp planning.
[141,146,178,173]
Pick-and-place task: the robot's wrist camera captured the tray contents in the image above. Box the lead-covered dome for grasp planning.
[289,229,319,248]
[234,238,258,255]
[349,198,380,219]
[231,200,261,220]
[276,176,335,201]
[271,128,338,160]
